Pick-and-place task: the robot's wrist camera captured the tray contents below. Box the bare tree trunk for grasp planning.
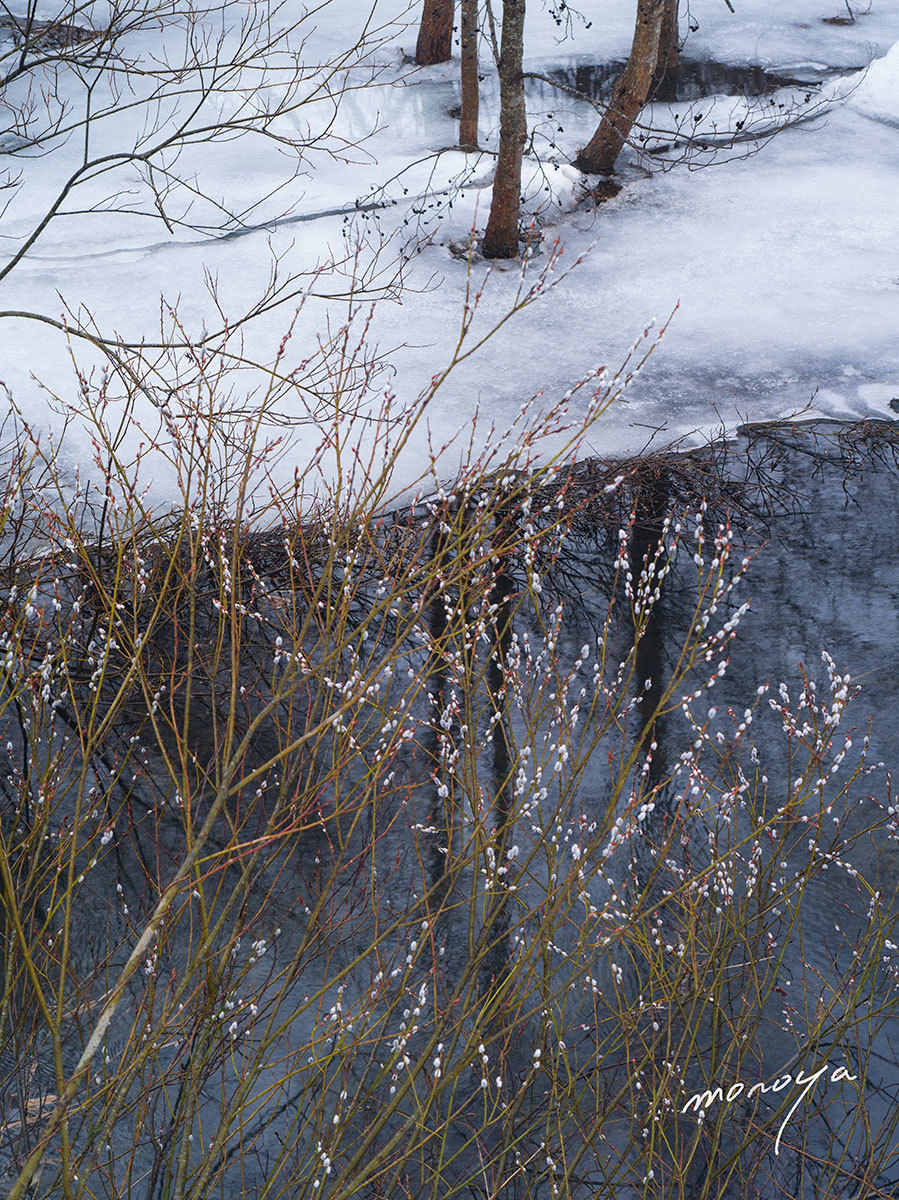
[573,0,664,176]
[481,0,526,259]
[415,0,453,66]
[459,0,479,149]
[653,0,680,102]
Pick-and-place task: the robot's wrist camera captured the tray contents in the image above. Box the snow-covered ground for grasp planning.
[5,12,899,1192]
[3,0,899,499]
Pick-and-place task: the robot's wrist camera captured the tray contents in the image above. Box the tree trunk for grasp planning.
[415,0,453,66]
[481,0,526,259]
[653,0,680,102]
[459,0,479,149]
[573,0,664,176]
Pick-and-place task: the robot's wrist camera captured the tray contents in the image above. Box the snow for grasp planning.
[3,0,899,503]
[846,36,899,124]
[4,9,899,1188]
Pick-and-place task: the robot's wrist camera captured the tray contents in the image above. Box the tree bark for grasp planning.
[459,0,479,149]
[481,0,526,259]
[653,0,680,102]
[573,0,664,176]
[415,0,454,66]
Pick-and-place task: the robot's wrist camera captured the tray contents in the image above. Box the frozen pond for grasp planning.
[540,56,832,103]
[3,0,899,1192]
[2,421,899,1198]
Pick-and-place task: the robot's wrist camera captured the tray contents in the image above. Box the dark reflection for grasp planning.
[539,57,824,104]
[629,467,671,785]
[479,502,516,1000]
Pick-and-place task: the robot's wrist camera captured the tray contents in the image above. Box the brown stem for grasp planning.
[415,0,454,65]
[481,0,526,259]
[459,0,479,150]
[573,0,664,176]
[653,0,680,102]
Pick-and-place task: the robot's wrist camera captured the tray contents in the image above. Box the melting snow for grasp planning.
[1,0,899,500]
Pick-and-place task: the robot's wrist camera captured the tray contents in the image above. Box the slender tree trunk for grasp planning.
[459,0,479,149]
[415,0,453,66]
[653,0,680,102]
[481,0,526,259]
[573,0,664,176]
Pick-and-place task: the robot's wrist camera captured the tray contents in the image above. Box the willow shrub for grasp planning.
[0,277,897,1200]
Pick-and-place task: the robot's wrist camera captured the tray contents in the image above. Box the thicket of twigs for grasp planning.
[3,0,899,1192]
[0,275,898,1200]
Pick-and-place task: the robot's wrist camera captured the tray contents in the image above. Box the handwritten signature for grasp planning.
[681,1059,858,1155]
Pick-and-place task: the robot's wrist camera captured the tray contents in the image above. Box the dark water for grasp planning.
[2,421,899,1199]
[540,57,826,104]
